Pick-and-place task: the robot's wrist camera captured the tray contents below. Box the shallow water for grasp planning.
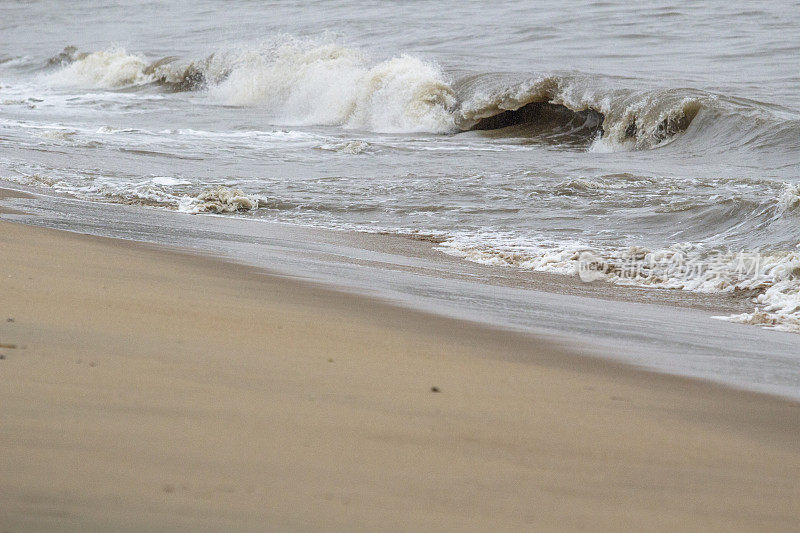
[1,0,799,328]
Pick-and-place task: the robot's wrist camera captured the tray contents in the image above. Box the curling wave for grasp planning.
[41,41,800,151]
[453,73,704,149]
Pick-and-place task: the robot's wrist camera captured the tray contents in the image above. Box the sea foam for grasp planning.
[44,49,151,88]
[208,40,456,133]
[179,187,261,214]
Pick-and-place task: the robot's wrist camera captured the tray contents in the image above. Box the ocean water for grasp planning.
[2,1,799,329]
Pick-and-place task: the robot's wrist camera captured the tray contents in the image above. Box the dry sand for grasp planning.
[1,220,800,531]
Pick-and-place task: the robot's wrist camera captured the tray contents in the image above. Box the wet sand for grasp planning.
[1,219,800,531]
[0,188,32,215]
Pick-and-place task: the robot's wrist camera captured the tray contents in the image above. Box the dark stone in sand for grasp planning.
[0,354,6,360]
[430,386,440,393]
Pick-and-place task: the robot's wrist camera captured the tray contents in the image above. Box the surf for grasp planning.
[38,40,800,154]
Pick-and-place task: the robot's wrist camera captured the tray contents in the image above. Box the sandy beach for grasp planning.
[1,218,799,531]
[3,1,799,529]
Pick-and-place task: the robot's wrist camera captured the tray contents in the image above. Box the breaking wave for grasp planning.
[453,73,704,149]
[40,40,800,150]
[44,49,151,88]
[43,46,213,91]
[206,41,456,133]
[778,183,800,214]
[43,40,456,133]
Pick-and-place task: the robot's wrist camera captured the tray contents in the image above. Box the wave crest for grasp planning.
[208,40,455,133]
[45,40,457,133]
[40,41,797,151]
[778,183,800,214]
[454,74,702,149]
[44,49,150,88]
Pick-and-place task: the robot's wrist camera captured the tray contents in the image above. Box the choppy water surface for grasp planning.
[2,1,799,329]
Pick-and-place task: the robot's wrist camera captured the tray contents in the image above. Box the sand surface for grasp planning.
[1,220,800,531]
[0,188,32,215]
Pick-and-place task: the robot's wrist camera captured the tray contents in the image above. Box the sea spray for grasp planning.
[208,40,456,133]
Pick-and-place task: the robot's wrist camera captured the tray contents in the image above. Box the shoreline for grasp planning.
[2,219,800,529]
[2,184,800,400]
[0,183,760,316]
